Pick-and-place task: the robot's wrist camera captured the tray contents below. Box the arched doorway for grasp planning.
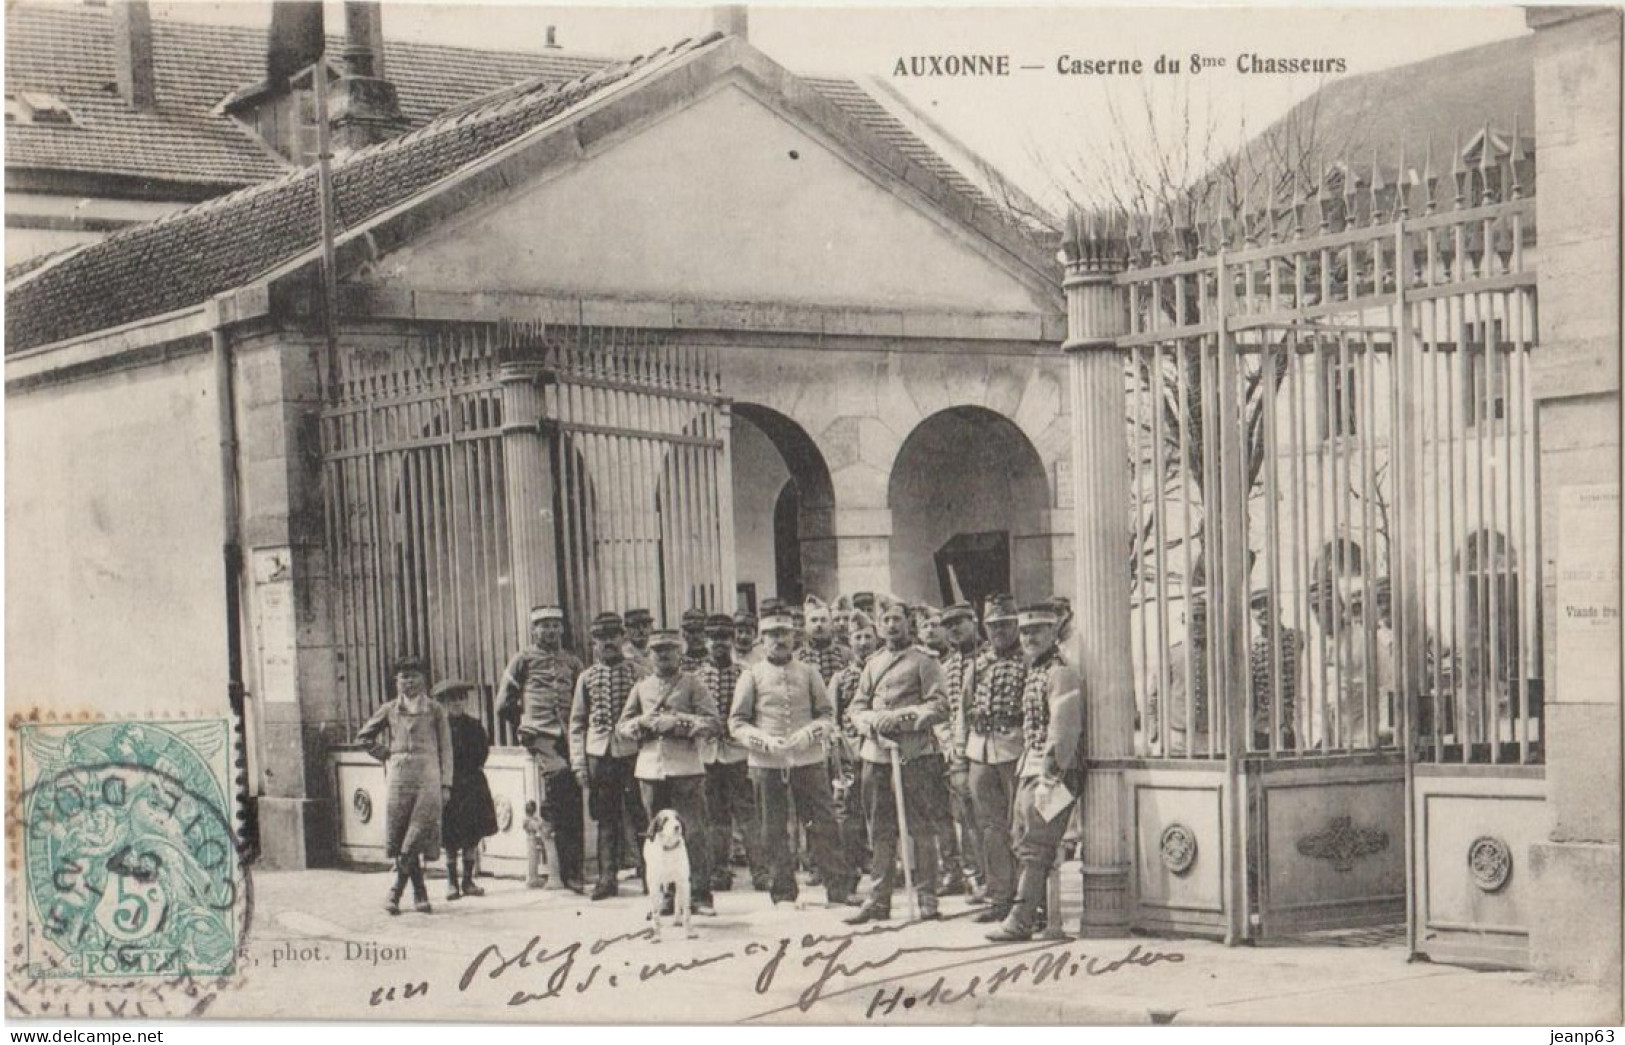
[888,406,1050,607]
[730,404,835,608]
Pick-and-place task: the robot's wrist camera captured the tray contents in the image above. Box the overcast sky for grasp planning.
[143,2,1530,207]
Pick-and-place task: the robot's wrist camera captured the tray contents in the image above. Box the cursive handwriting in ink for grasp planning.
[368,980,429,1007]
[796,936,1014,1012]
[865,944,1186,1019]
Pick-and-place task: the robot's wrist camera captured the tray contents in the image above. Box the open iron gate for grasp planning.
[1120,133,1543,961]
[320,322,732,738]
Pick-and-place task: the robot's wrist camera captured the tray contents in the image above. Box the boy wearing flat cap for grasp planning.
[617,630,721,915]
[435,680,498,901]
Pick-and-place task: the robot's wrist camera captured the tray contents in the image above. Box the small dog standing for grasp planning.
[644,809,696,941]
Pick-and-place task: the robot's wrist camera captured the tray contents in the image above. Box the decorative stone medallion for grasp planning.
[495,795,514,832]
[353,787,373,824]
[1160,823,1198,876]
[1468,835,1512,893]
[1296,815,1389,871]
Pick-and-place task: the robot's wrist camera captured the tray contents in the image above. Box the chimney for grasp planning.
[331,0,406,151]
[544,26,560,49]
[712,5,747,40]
[111,0,157,111]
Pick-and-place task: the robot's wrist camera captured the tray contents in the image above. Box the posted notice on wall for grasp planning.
[1556,484,1621,703]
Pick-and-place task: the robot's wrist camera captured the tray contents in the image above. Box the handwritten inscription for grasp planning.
[448,923,1184,1019]
[866,944,1185,1018]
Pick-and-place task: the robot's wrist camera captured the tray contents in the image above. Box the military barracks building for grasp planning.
[6,2,1618,986]
[6,3,1072,865]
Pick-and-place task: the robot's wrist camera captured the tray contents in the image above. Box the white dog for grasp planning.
[643,809,696,941]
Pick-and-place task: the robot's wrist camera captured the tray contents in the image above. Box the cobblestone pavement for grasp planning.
[196,865,1617,1026]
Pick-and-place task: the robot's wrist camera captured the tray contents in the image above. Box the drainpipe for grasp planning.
[209,300,255,859]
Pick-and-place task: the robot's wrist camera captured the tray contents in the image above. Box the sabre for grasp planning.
[882,735,920,921]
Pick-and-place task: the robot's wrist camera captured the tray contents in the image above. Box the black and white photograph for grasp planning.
[3,0,1620,1029]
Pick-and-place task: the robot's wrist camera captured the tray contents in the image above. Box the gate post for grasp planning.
[1061,214,1134,935]
[500,362,560,625]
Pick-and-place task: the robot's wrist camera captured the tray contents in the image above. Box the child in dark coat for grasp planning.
[433,681,499,900]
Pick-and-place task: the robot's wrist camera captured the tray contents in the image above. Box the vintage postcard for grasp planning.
[4,0,1621,1027]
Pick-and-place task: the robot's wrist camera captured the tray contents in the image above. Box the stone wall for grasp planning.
[1526,6,1622,986]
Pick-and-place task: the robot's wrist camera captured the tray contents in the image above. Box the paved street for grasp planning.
[196,864,1620,1025]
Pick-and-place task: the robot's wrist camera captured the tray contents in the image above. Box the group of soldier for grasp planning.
[495,591,1083,942]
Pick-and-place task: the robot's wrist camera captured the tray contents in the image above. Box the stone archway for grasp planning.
[887,405,1050,607]
[731,404,837,607]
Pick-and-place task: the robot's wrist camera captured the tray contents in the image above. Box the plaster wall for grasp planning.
[372,83,1052,316]
[5,346,227,713]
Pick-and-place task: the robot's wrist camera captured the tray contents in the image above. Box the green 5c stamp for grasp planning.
[18,719,244,980]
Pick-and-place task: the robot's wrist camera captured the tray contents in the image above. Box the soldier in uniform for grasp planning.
[729,610,856,906]
[697,613,768,892]
[497,605,586,891]
[936,601,984,898]
[679,608,710,673]
[623,608,656,676]
[956,594,1027,923]
[796,595,852,684]
[845,595,950,924]
[986,605,1085,942]
[828,610,878,877]
[616,630,720,916]
[569,612,649,900]
[732,608,763,666]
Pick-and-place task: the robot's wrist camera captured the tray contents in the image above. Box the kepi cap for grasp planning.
[624,608,653,624]
[648,629,683,649]
[983,593,1019,624]
[589,612,625,636]
[529,605,564,623]
[941,602,974,624]
[1017,603,1059,629]
[758,612,796,634]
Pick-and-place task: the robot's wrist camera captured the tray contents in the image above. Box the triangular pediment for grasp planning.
[362,77,1058,316]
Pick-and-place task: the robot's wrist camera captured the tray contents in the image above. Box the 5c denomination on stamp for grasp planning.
[17,718,245,982]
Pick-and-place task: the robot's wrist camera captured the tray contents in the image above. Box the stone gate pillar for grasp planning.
[500,362,559,625]
[1062,214,1134,935]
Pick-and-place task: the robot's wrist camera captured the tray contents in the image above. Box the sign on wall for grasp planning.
[1556,484,1621,704]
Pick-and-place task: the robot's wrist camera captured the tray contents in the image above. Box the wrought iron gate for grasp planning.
[1120,130,1543,958]
[320,322,732,736]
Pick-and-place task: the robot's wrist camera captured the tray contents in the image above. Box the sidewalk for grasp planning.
[208,864,1618,1026]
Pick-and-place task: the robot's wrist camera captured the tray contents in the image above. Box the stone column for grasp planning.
[500,362,559,626]
[1062,214,1134,935]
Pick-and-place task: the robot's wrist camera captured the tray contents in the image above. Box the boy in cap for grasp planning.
[497,605,586,891]
[356,655,453,915]
[569,612,650,900]
[617,629,720,916]
[435,680,499,901]
[986,605,1084,941]
[698,613,767,892]
[730,609,856,906]
[957,594,1027,922]
[845,595,951,923]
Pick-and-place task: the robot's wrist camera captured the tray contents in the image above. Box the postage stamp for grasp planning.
[15,718,243,982]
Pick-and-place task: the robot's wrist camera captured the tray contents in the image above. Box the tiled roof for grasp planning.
[6,9,1046,355]
[5,4,613,189]
[7,34,726,353]
[1258,35,1533,173]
